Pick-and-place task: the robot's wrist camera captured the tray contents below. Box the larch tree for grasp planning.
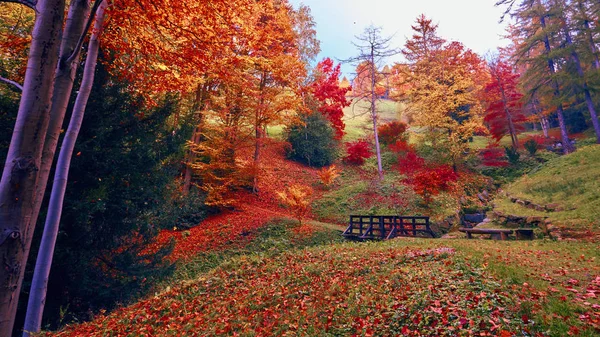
[500,0,575,154]
[402,15,486,171]
[343,25,400,180]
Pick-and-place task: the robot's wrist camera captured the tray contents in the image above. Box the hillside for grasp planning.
[493,145,600,240]
[42,142,600,337]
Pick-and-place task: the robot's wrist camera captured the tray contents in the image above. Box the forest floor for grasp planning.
[44,139,600,337]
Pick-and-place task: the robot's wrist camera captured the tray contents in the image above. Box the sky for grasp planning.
[288,0,512,78]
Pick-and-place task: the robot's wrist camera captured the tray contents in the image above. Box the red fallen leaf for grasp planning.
[521,314,529,324]
[401,326,409,335]
[498,330,512,337]
[560,296,568,301]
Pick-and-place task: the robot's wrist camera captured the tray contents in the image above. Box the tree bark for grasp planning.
[23,2,106,335]
[183,82,208,194]
[0,0,65,335]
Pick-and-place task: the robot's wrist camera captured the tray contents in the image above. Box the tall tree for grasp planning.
[0,0,66,334]
[310,57,350,139]
[23,2,107,334]
[501,0,575,154]
[483,57,527,149]
[343,25,400,180]
[402,16,486,170]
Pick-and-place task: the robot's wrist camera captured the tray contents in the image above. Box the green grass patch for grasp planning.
[494,145,600,230]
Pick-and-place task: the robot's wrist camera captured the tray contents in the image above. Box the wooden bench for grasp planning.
[343,215,434,240]
[459,228,513,240]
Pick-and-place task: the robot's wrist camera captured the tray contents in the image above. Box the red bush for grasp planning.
[479,144,508,167]
[397,151,425,175]
[377,121,407,145]
[344,140,372,165]
[409,165,458,202]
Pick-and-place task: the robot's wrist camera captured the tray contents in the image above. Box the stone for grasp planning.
[545,203,564,212]
[533,204,545,212]
[516,199,526,206]
[463,213,485,224]
[510,197,518,203]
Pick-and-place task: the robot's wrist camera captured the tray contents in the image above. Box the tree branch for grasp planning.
[65,0,104,65]
[0,76,23,91]
[0,0,36,10]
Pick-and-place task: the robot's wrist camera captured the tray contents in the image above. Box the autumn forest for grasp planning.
[0,0,599,336]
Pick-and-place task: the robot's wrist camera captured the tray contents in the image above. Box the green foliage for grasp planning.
[151,187,210,230]
[504,146,520,164]
[0,88,18,166]
[31,64,194,329]
[524,138,538,156]
[285,112,338,167]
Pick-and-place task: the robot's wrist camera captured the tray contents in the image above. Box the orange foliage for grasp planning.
[318,165,340,187]
[277,184,313,224]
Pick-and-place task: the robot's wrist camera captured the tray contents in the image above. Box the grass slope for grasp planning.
[494,145,600,236]
[46,236,599,336]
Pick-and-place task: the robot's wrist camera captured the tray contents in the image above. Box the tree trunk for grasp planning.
[0,0,65,335]
[539,8,574,154]
[578,0,600,69]
[370,48,383,180]
[561,15,600,143]
[183,83,207,195]
[23,2,106,335]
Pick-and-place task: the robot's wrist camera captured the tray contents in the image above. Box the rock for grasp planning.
[525,216,545,226]
[463,213,486,223]
[545,203,564,212]
[510,197,518,203]
[482,190,490,199]
[477,193,486,202]
[533,204,545,212]
[516,199,526,207]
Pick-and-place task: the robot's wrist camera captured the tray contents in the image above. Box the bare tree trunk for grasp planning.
[370,49,383,180]
[0,0,65,334]
[23,2,106,335]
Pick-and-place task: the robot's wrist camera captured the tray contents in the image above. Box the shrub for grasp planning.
[480,145,508,167]
[318,165,340,187]
[344,139,372,165]
[276,184,313,224]
[377,121,407,145]
[524,139,538,156]
[286,112,338,167]
[504,146,520,165]
[408,165,458,203]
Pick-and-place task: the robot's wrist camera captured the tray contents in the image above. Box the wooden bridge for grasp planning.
[342,215,435,240]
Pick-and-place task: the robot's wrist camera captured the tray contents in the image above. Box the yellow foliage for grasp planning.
[276,184,312,223]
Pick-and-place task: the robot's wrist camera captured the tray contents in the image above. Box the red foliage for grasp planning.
[408,165,457,202]
[398,151,425,175]
[344,140,372,165]
[479,144,508,167]
[377,121,407,145]
[482,60,527,142]
[312,58,351,139]
[389,140,412,153]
